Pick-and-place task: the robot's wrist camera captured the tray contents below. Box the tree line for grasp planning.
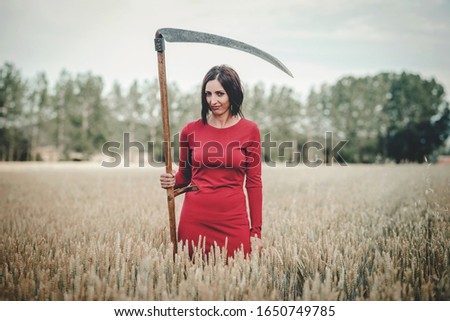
[1,62,449,164]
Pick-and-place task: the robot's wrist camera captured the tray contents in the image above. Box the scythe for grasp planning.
[154,28,293,258]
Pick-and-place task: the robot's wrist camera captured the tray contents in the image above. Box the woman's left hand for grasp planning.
[251,236,263,254]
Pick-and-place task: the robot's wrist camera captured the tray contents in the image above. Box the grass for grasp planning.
[0,162,449,300]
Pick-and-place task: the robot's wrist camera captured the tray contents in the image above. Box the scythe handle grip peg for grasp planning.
[174,185,199,197]
[154,37,165,52]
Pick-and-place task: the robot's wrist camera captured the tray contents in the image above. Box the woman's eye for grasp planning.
[205,92,211,97]
[217,92,224,97]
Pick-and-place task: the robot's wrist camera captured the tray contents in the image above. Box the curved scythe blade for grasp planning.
[156,28,293,77]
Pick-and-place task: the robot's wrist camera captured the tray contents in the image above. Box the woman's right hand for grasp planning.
[160,171,176,189]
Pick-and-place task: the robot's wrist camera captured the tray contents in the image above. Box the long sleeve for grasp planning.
[174,124,192,189]
[245,124,263,238]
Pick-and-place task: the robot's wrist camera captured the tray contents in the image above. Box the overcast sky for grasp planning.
[1,0,449,100]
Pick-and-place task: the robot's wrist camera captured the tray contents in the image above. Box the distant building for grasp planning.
[35,146,59,162]
[437,155,450,164]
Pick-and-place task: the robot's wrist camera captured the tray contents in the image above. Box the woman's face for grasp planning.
[205,79,230,117]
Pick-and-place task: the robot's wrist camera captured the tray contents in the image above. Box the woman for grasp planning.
[160,65,263,259]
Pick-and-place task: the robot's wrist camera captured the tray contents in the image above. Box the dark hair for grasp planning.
[201,65,244,124]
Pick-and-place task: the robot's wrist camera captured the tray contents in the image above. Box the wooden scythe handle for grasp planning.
[156,35,198,259]
[156,47,178,258]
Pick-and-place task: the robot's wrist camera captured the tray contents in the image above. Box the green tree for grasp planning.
[384,73,449,163]
[53,70,77,160]
[0,62,27,161]
[107,81,127,143]
[244,83,304,162]
[71,72,108,159]
[142,79,166,163]
[244,82,269,132]
[328,75,391,163]
[27,72,50,160]
[125,80,144,143]
[311,72,449,163]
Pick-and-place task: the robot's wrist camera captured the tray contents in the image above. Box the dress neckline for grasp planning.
[205,118,242,130]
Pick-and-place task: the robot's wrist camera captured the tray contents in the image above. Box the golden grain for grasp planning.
[0,163,449,300]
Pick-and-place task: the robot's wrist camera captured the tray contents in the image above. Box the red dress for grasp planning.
[174,118,262,258]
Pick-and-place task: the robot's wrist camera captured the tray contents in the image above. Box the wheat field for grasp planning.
[0,163,449,300]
